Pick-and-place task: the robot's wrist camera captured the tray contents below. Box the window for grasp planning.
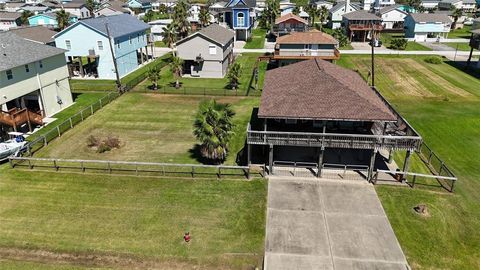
[39,60,43,68]
[6,70,13,80]
[65,40,71,50]
[137,34,140,42]
[237,12,244,26]
[209,44,216,55]
[97,40,103,50]
[25,65,30,72]
[116,40,120,49]
[285,119,297,124]
[129,36,132,44]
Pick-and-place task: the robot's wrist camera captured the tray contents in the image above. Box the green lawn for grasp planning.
[244,28,267,49]
[135,53,267,92]
[442,42,473,51]
[154,40,167,47]
[338,55,480,269]
[448,25,472,39]
[0,168,266,269]
[380,33,433,51]
[35,93,258,165]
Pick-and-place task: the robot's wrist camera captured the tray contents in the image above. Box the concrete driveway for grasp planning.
[265,177,409,270]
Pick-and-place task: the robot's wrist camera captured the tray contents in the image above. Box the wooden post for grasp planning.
[69,118,73,128]
[268,144,274,175]
[388,149,394,164]
[317,147,324,178]
[57,126,61,137]
[368,149,377,182]
[247,144,251,166]
[402,150,412,182]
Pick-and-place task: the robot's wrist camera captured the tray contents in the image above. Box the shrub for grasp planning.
[96,143,111,153]
[424,56,443,64]
[104,136,120,149]
[390,38,408,50]
[87,135,121,153]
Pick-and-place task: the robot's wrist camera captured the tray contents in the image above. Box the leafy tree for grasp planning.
[406,0,421,11]
[85,0,95,17]
[148,67,161,90]
[390,38,408,50]
[162,23,177,54]
[193,100,235,164]
[20,10,34,25]
[159,4,167,14]
[143,10,154,22]
[169,56,184,88]
[56,9,71,30]
[199,7,210,27]
[292,6,300,15]
[226,62,241,90]
[306,4,319,26]
[318,6,329,31]
[451,7,463,30]
[332,27,349,48]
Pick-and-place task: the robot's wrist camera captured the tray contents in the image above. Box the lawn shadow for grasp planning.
[445,60,480,79]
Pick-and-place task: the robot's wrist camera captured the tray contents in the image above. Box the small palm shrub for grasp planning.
[390,38,408,50]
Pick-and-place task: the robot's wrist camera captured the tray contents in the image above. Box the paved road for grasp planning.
[265,177,409,270]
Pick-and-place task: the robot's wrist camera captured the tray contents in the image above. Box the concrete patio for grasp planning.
[264,177,409,270]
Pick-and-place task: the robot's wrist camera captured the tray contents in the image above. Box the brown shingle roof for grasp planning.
[258,59,396,121]
[10,26,57,44]
[0,12,22,20]
[276,30,338,45]
[275,13,308,25]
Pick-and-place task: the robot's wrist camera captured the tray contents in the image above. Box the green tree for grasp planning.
[406,0,421,11]
[193,100,235,164]
[162,23,177,54]
[332,27,349,48]
[451,7,463,30]
[318,6,329,31]
[306,4,320,26]
[292,6,300,15]
[159,4,167,13]
[264,0,280,33]
[20,10,34,25]
[199,7,210,27]
[226,62,241,90]
[56,9,71,30]
[148,67,161,90]
[170,56,184,88]
[173,0,190,38]
[85,0,96,17]
[143,10,154,22]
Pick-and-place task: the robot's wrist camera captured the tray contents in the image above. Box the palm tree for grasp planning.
[318,6,329,31]
[162,23,177,54]
[170,56,183,88]
[226,62,241,90]
[173,0,190,38]
[56,9,71,30]
[148,67,161,90]
[306,4,320,27]
[264,0,279,33]
[20,10,34,25]
[199,7,210,27]
[451,7,463,30]
[193,100,235,164]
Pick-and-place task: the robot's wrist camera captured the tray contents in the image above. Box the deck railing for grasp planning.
[247,124,422,151]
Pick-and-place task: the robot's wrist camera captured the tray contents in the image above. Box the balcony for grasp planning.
[349,23,384,31]
[273,48,340,60]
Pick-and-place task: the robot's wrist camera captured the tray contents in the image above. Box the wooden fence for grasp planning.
[373,169,457,192]
[25,92,120,155]
[8,157,259,180]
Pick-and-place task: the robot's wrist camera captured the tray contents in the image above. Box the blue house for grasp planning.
[28,12,78,29]
[54,14,151,80]
[220,0,256,41]
[126,0,152,13]
[404,13,451,42]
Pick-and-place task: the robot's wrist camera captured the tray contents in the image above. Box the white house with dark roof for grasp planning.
[0,31,73,133]
[175,23,235,78]
[378,5,407,29]
[329,1,359,29]
[54,14,151,79]
[0,12,22,31]
[62,0,92,19]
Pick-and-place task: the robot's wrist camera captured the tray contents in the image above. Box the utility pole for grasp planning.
[371,22,375,87]
[106,22,122,92]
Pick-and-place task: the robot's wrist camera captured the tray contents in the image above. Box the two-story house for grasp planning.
[404,13,451,41]
[0,12,22,31]
[273,13,308,37]
[273,30,340,66]
[0,32,73,133]
[329,0,359,29]
[175,23,235,78]
[62,0,92,19]
[54,14,151,79]
[342,10,383,42]
[378,5,407,29]
[127,0,152,13]
[219,0,256,41]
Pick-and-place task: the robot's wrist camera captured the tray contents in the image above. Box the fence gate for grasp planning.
[320,163,369,181]
[272,161,318,178]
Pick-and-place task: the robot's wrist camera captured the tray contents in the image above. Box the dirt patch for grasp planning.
[0,247,259,270]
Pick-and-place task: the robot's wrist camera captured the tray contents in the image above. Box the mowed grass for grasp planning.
[36,93,258,165]
[244,28,267,49]
[442,42,473,51]
[0,168,267,269]
[338,55,480,269]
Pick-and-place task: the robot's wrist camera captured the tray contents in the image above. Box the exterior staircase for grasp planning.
[0,108,43,132]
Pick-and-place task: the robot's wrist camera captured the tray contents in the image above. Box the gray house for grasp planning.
[175,24,235,78]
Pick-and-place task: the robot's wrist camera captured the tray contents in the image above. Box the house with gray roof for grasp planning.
[9,25,58,45]
[377,5,408,29]
[329,1,360,29]
[0,12,22,31]
[0,31,73,133]
[404,13,452,41]
[54,14,151,80]
[175,23,235,78]
[342,10,382,42]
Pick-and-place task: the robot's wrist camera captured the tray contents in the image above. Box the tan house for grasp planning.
[274,30,340,66]
[273,13,308,36]
[0,32,73,133]
[175,24,235,78]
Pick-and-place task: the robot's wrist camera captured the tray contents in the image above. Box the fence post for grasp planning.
[69,118,73,128]
[90,105,94,115]
[81,161,85,172]
[247,167,250,180]
[28,159,32,169]
[108,162,111,173]
[80,110,84,121]
[218,167,221,179]
[53,160,58,171]
[191,166,195,178]
[412,175,416,188]
[438,162,444,175]
[44,136,47,146]
[56,126,61,137]
[9,158,14,168]
[99,99,103,108]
